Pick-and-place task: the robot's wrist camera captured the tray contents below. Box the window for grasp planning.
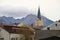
[47,27,50,30]
[16,38,18,40]
[0,29,1,37]
[0,38,4,40]
[11,38,18,40]
[11,38,15,40]
[55,24,57,26]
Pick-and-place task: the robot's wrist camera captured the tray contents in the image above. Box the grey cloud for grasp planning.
[0,7,33,18]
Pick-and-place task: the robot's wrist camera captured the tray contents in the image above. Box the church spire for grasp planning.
[37,7,41,20]
[35,6,44,29]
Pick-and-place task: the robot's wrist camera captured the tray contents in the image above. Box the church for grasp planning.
[34,7,44,30]
[34,7,60,40]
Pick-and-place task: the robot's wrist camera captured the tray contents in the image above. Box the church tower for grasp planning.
[35,7,43,29]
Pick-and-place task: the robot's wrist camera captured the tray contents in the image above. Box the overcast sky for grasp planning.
[0,0,60,21]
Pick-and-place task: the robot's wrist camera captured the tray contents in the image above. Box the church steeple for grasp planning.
[37,7,41,20]
[35,6,44,29]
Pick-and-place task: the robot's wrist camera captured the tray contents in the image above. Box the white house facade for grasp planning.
[42,21,60,30]
[0,25,24,40]
[10,33,24,40]
[34,21,60,40]
[0,27,9,40]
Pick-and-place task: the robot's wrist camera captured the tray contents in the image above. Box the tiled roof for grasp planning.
[0,24,34,35]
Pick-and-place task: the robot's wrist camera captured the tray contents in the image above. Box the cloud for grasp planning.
[0,0,60,21]
[0,6,33,18]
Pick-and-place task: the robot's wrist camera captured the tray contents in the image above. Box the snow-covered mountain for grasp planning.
[21,14,54,26]
[0,16,22,24]
[0,14,54,26]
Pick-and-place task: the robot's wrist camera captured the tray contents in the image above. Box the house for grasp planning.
[42,20,60,30]
[34,30,60,40]
[0,24,35,40]
[0,25,9,40]
[17,24,35,40]
[34,6,60,40]
[0,24,24,40]
[10,33,23,40]
[34,20,60,40]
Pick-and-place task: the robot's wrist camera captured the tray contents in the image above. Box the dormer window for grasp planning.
[47,27,50,30]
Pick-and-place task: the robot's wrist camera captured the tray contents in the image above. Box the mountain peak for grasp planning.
[21,14,54,26]
[0,14,54,26]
